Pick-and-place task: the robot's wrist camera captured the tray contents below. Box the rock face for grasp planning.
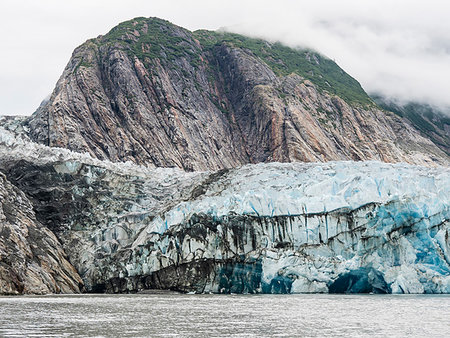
[27,17,448,170]
[0,172,82,295]
[372,95,450,157]
[1,130,448,294]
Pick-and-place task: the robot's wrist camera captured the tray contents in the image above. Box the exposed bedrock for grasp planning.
[26,17,449,169]
[0,173,82,295]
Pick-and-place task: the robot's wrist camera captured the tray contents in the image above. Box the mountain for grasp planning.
[26,17,448,170]
[372,95,450,156]
[1,129,448,294]
[1,17,449,296]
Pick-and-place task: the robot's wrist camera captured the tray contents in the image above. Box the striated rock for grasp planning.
[27,18,249,171]
[0,172,82,295]
[26,17,449,170]
[372,95,450,156]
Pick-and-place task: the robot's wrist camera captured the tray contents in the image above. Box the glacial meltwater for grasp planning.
[0,294,449,337]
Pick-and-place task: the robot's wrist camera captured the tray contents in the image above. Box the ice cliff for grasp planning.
[1,127,449,294]
[107,161,450,294]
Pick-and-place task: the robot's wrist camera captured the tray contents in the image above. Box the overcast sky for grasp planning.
[1,0,449,115]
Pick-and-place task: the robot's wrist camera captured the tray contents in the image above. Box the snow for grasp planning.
[0,125,190,178]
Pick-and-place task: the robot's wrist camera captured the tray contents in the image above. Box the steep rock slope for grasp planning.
[27,17,449,170]
[372,96,450,156]
[2,130,448,294]
[0,172,82,295]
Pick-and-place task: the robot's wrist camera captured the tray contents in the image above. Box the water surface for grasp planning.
[0,294,448,337]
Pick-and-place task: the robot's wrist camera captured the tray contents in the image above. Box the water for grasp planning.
[0,294,449,337]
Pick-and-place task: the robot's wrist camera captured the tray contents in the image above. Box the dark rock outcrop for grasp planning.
[0,172,82,295]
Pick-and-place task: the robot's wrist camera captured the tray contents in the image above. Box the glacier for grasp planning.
[0,126,449,294]
[124,162,449,294]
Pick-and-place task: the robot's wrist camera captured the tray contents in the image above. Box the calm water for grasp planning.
[0,294,449,337]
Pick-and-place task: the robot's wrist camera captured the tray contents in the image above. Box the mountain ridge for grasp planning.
[371,95,450,156]
[25,17,449,169]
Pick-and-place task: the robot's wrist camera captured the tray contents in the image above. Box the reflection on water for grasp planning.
[0,294,449,337]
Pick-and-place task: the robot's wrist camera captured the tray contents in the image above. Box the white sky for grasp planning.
[1,0,450,115]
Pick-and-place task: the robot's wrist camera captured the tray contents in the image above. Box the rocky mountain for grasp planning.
[0,129,448,294]
[27,17,448,170]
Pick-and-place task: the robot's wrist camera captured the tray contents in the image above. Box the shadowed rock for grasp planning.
[0,173,83,295]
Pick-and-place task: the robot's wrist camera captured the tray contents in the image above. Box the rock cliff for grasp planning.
[0,172,82,295]
[372,96,450,156]
[27,17,449,170]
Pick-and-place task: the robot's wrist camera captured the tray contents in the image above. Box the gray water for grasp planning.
[0,294,449,337]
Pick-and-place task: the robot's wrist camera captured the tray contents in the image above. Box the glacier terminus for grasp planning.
[1,126,448,294]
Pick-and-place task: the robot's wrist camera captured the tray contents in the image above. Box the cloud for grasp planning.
[1,0,449,115]
[225,0,450,111]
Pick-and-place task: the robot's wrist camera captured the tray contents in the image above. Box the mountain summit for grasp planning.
[27,17,448,169]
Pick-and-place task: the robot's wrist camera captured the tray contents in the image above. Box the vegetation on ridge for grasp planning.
[373,95,450,155]
[194,30,373,106]
[98,17,373,106]
[102,17,202,68]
